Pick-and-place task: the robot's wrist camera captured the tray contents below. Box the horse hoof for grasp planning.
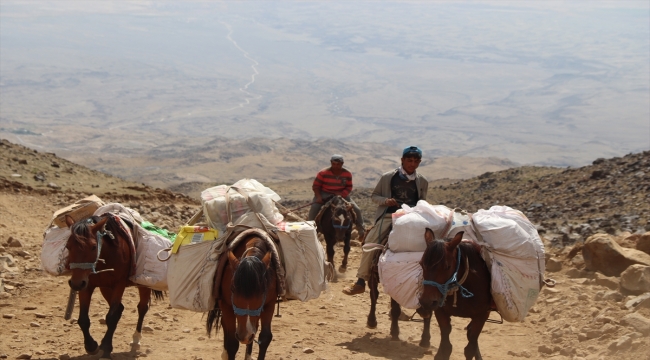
[419,341,430,348]
[338,265,347,273]
[87,345,100,355]
[366,320,377,329]
[390,337,400,342]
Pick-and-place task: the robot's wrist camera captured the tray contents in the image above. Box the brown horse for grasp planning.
[207,232,278,360]
[315,195,356,277]
[65,214,163,360]
[419,230,492,360]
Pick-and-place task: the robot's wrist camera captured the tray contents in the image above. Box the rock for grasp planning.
[302,348,314,354]
[625,292,650,310]
[636,232,650,255]
[592,273,619,290]
[582,233,650,276]
[15,354,31,360]
[546,258,562,272]
[142,325,154,332]
[537,345,555,354]
[620,312,650,335]
[30,322,40,327]
[620,265,650,293]
[349,240,362,247]
[58,354,70,360]
[608,335,632,350]
[2,314,16,319]
[5,237,23,247]
[571,254,585,267]
[47,182,60,189]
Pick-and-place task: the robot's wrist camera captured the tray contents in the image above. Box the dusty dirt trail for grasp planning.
[1,192,649,360]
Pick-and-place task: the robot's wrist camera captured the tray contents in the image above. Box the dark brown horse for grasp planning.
[419,230,492,360]
[207,232,278,360]
[65,214,163,360]
[315,195,356,277]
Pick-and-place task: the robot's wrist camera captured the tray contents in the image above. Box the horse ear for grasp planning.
[261,252,272,269]
[424,228,435,244]
[90,216,109,233]
[227,251,240,269]
[448,231,464,249]
[64,215,76,228]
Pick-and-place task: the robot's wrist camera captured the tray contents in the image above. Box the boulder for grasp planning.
[620,312,650,335]
[582,234,650,276]
[546,258,562,272]
[636,232,650,255]
[620,265,650,293]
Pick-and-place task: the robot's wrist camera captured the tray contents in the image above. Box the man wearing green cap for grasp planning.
[342,146,428,295]
[308,154,365,238]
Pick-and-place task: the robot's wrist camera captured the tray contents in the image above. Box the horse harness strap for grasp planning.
[68,218,115,274]
[422,247,474,307]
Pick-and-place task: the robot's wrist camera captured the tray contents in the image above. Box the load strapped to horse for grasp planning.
[41,196,175,359]
[160,178,330,310]
[376,201,548,320]
[158,179,330,360]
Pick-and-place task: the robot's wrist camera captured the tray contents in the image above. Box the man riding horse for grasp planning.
[342,146,429,295]
[308,154,365,238]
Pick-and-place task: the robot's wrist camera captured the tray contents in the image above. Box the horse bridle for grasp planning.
[68,218,115,274]
[422,247,473,307]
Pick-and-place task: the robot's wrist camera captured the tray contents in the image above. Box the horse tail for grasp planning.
[206,307,222,337]
[152,290,164,301]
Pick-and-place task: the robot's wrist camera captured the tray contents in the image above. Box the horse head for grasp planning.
[328,196,355,242]
[419,229,464,310]
[227,249,272,345]
[65,215,111,291]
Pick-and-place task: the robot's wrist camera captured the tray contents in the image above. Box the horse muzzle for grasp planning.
[235,330,256,345]
[68,278,88,291]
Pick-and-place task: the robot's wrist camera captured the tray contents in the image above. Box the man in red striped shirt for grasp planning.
[308,154,365,237]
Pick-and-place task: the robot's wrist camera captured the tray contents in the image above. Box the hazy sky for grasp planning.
[1,1,649,167]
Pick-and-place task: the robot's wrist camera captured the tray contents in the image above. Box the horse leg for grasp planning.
[433,310,453,360]
[366,266,379,328]
[389,298,401,341]
[340,234,350,273]
[325,239,337,281]
[415,307,432,348]
[130,287,152,352]
[98,286,126,359]
[245,342,253,360]
[464,311,490,360]
[221,308,239,360]
[256,302,275,360]
[77,288,100,355]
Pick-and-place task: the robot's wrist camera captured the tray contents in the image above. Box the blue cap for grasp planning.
[402,146,422,158]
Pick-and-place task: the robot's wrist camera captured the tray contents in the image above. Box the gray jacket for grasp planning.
[370,169,429,222]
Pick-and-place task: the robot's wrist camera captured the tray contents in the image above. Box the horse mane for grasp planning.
[231,237,272,298]
[422,237,483,269]
[69,214,127,247]
[422,240,447,269]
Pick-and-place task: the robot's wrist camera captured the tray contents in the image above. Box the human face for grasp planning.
[401,156,421,175]
[330,160,344,172]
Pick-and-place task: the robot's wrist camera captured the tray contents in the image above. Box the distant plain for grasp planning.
[1,1,648,188]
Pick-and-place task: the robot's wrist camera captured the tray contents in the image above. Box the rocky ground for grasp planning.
[1,139,649,360]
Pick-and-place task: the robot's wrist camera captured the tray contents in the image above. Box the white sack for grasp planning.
[167,240,220,312]
[484,252,541,322]
[130,226,172,291]
[388,212,429,252]
[473,205,545,322]
[202,180,284,234]
[378,250,423,309]
[409,201,453,240]
[41,227,71,276]
[277,221,327,301]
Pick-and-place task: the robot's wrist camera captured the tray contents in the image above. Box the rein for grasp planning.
[422,247,473,307]
[68,219,115,275]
